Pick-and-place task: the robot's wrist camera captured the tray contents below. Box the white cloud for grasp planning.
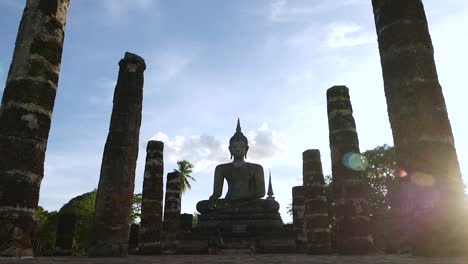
[152,52,193,83]
[326,23,374,48]
[98,0,159,26]
[285,22,373,50]
[102,0,153,18]
[285,25,320,48]
[269,0,288,22]
[267,0,362,23]
[285,69,317,85]
[150,132,228,173]
[247,123,287,160]
[87,78,115,105]
[143,50,197,95]
[149,123,285,173]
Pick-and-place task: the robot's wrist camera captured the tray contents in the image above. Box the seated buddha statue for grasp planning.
[196,120,282,230]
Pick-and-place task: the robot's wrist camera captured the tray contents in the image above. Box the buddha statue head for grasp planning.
[229,119,249,159]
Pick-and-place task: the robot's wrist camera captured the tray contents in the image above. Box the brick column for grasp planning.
[303,150,331,254]
[89,52,146,257]
[128,224,140,254]
[0,0,70,257]
[139,140,164,254]
[292,186,305,252]
[161,171,181,254]
[327,85,373,254]
[372,0,465,255]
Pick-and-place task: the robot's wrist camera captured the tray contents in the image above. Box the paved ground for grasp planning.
[1,254,467,264]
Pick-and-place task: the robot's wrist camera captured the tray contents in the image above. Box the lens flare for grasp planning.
[397,168,408,178]
[341,152,368,171]
[411,171,435,187]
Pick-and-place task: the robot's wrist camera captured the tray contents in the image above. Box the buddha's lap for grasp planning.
[196,198,279,214]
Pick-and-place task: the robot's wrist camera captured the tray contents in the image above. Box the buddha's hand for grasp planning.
[208,196,217,210]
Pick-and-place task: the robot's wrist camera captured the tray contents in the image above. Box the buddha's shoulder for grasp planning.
[215,162,263,170]
[244,162,263,169]
[215,163,232,170]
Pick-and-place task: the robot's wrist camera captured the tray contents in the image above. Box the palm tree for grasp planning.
[175,160,195,194]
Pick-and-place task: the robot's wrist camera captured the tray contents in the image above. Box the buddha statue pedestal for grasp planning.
[180,198,294,254]
[196,199,283,232]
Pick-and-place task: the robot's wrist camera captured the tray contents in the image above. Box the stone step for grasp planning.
[220,248,253,255]
[219,242,255,255]
[223,243,250,249]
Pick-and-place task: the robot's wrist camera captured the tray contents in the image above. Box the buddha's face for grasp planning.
[229,141,248,159]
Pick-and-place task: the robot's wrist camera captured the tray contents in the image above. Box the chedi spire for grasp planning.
[267,170,275,200]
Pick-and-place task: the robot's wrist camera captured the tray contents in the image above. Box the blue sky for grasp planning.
[1,0,467,223]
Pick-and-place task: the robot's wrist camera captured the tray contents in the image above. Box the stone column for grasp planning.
[161,171,181,254]
[327,86,373,254]
[292,186,305,252]
[0,0,70,257]
[139,140,164,255]
[372,0,465,255]
[128,224,140,255]
[88,52,146,257]
[54,213,76,256]
[303,150,331,254]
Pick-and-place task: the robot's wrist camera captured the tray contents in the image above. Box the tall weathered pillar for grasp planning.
[372,0,465,255]
[128,224,140,255]
[0,0,70,257]
[161,171,181,254]
[292,186,305,252]
[302,150,331,254]
[54,213,76,256]
[88,52,146,257]
[327,86,373,254]
[139,140,164,255]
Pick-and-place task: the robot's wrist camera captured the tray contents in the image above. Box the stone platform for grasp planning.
[187,198,294,253]
[177,226,295,254]
[1,254,467,264]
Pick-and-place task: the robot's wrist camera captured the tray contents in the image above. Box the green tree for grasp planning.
[130,193,142,224]
[321,146,396,251]
[286,200,293,217]
[33,190,143,255]
[192,211,200,226]
[284,146,395,251]
[362,144,396,251]
[33,206,58,256]
[174,160,196,193]
[323,174,336,249]
[362,144,396,215]
[59,190,97,255]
